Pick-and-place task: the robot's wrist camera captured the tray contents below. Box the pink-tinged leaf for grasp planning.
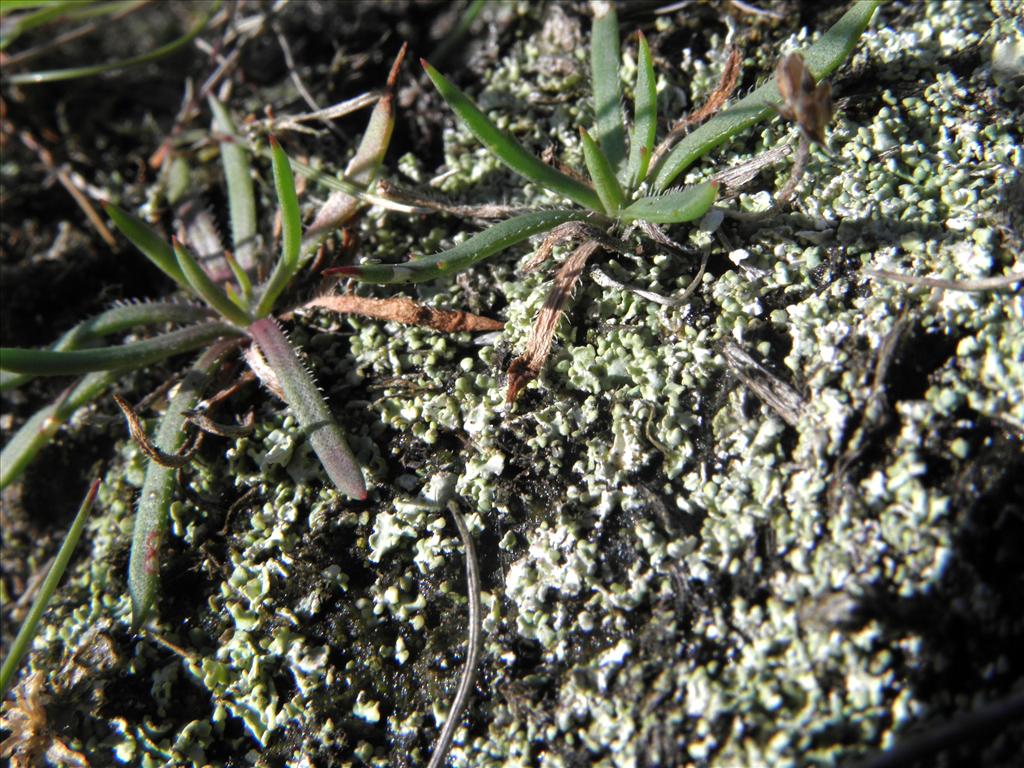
[247,317,366,500]
[129,340,237,630]
[305,43,407,242]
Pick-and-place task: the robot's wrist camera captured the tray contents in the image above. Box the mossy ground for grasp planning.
[2,1,1022,766]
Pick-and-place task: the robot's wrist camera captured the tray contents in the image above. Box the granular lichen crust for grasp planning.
[2,1,1022,766]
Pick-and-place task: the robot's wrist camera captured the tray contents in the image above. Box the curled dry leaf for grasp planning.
[775,52,833,146]
[0,673,89,768]
[185,409,255,438]
[506,239,601,403]
[113,394,202,468]
[650,46,742,170]
[304,295,503,333]
[682,46,743,128]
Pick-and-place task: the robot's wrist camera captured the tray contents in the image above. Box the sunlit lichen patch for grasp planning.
[4,1,1022,766]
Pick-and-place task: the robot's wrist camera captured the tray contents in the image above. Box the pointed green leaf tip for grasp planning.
[421,58,604,212]
[590,0,626,175]
[209,95,258,269]
[1,478,100,695]
[172,237,253,326]
[627,30,657,188]
[256,135,302,318]
[105,203,189,290]
[580,127,625,215]
[326,209,590,284]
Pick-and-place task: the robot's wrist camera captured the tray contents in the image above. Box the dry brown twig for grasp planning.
[303,295,504,334]
[522,221,629,273]
[864,269,1024,293]
[113,394,203,468]
[721,342,806,427]
[14,129,117,248]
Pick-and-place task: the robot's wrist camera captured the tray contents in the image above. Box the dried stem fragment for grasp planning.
[721,342,805,427]
[711,143,792,198]
[113,394,202,468]
[427,500,482,768]
[376,179,526,220]
[864,269,1024,293]
[521,221,628,274]
[185,409,255,438]
[650,47,742,170]
[17,129,116,248]
[304,295,503,333]
[773,135,811,209]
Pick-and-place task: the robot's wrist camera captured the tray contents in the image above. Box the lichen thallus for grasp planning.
[328,0,880,402]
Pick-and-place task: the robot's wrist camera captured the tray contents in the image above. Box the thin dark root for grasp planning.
[427,501,482,768]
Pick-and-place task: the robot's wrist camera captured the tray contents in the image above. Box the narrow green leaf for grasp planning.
[329,209,591,284]
[422,59,603,212]
[248,318,366,500]
[620,181,718,224]
[590,0,626,175]
[651,0,881,191]
[0,371,117,489]
[1,478,100,696]
[0,321,241,375]
[173,239,252,325]
[223,249,253,303]
[580,127,625,215]
[627,31,657,189]
[209,96,258,270]
[5,0,220,84]
[1,302,215,392]
[231,132,418,215]
[164,154,190,206]
[255,136,302,318]
[2,1,72,17]
[129,341,235,630]
[105,204,189,290]
[0,0,79,49]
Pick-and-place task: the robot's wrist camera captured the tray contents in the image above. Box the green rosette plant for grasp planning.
[0,82,403,627]
[330,0,881,399]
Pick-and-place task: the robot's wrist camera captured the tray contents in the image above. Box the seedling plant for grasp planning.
[330,0,881,401]
[0,93,390,630]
